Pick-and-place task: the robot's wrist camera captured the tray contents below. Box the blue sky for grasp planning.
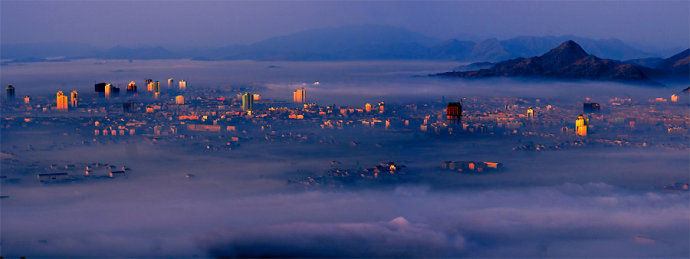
[1,1,688,49]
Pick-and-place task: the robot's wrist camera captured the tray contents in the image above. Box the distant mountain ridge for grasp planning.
[436,40,666,85]
[1,25,674,62]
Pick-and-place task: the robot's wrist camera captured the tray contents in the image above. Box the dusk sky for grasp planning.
[1,1,688,49]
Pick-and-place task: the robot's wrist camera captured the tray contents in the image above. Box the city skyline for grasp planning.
[1,1,688,258]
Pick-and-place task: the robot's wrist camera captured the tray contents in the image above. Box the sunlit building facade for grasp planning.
[127,81,137,94]
[70,91,78,107]
[179,80,187,91]
[575,114,588,136]
[293,88,306,103]
[56,91,68,110]
[175,95,184,105]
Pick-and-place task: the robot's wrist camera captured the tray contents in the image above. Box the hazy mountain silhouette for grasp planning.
[0,25,672,62]
[655,49,689,76]
[437,40,659,85]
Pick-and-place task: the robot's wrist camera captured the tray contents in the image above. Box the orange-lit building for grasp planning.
[293,88,305,103]
[56,91,68,110]
[175,95,184,105]
[446,102,462,120]
[575,114,588,136]
[365,103,372,112]
[70,91,78,107]
[179,80,187,90]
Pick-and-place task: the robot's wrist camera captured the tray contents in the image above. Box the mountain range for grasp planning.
[436,40,689,86]
[2,25,685,63]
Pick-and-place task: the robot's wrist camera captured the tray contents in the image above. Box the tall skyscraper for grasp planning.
[105,84,112,97]
[175,95,184,105]
[293,88,306,103]
[151,81,160,93]
[127,81,137,94]
[576,115,588,136]
[179,80,187,91]
[242,92,253,111]
[24,96,31,104]
[94,82,107,92]
[378,102,385,113]
[671,94,678,102]
[526,107,534,120]
[168,78,174,88]
[446,102,462,121]
[70,91,78,107]
[365,103,372,112]
[5,85,15,100]
[56,91,68,110]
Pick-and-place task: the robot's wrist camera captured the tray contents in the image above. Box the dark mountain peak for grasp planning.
[437,40,661,86]
[537,40,590,69]
[543,40,588,59]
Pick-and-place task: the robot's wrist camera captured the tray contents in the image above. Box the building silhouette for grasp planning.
[583,102,600,113]
[95,82,107,92]
[447,102,462,122]
[175,95,184,105]
[179,80,186,91]
[365,103,372,112]
[5,85,15,100]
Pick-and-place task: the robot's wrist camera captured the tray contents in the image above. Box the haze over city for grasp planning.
[1,1,689,258]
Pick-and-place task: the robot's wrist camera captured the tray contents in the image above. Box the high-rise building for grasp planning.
[150,81,160,93]
[293,88,306,103]
[378,102,385,113]
[671,94,678,102]
[242,92,253,111]
[94,82,107,92]
[6,85,15,100]
[526,107,534,120]
[575,115,588,136]
[253,94,261,101]
[70,91,78,107]
[365,103,372,112]
[583,103,600,113]
[126,81,137,94]
[175,95,184,105]
[179,80,187,91]
[56,91,68,110]
[168,78,174,88]
[24,96,31,104]
[447,102,462,120]
[105,84,112,97]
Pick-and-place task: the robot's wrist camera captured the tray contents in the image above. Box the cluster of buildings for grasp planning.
[2,82,688,157]
[289,161,406,187]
